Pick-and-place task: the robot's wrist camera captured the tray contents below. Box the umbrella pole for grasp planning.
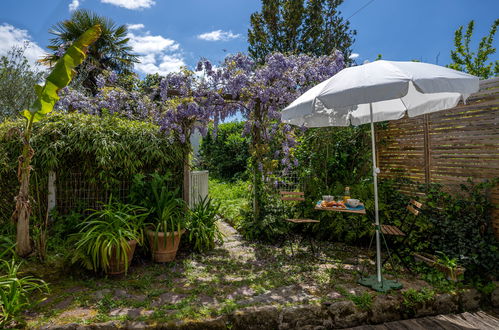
[369,102,382,284]
[357,103,402,292]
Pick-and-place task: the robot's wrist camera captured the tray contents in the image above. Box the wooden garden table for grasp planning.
[313,201,367,260]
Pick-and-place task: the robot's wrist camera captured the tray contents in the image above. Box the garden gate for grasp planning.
[189,170,209,208]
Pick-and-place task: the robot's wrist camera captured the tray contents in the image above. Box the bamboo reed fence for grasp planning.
[376,77,499,238]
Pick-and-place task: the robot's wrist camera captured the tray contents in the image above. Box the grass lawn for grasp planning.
[209,179,249,227]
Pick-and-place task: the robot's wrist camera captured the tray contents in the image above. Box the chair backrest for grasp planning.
[279,191,305,202]
[406,199,423,216]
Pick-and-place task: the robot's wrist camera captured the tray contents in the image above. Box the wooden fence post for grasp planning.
[423,114,431,185]
[47,171,56,215]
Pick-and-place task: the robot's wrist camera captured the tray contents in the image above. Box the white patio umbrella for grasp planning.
[282,60,479,291]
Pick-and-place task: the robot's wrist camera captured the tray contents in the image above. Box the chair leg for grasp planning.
[308,234,317,256]
[381,238,412,273]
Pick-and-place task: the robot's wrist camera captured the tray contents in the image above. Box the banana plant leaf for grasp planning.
[21,24,102,123]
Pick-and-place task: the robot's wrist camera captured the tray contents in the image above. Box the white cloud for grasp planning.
[101,0,155,10]
[349,53,359,60]
[127,23,145,30]
[0,23,46,66]
[158,55,185,73]
[197,30,240,42]
[128,32,179,53]
[69,0,80,11]
[127,30,185,75]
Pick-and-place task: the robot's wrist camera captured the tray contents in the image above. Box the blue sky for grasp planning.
[1,0,498,76]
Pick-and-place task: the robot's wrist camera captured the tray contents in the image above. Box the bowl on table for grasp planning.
[322,195,334,202]
[346,199,360,207]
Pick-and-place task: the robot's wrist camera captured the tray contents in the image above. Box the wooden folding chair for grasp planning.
[379,199,423,270]
[279,191,320,256]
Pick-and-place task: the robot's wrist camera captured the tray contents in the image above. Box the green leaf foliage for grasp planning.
[43,10,139,92]
[187,196,224,252]
[129,173,186,248]
[0,258,49,327]
[23,24,101,123]
[448,19,499,79]
[198,122,250,181]
[208,179,249,227]
[71,199,148,274]
[0,45,45,121]
[248,0,356,63]
[423,179,499,279]
[0,112,183,222]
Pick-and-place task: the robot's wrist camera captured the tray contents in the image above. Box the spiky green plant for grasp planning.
[0,258,49,327]
[148,187,185,249]
[187,196,223,252]
[71,199,147,274]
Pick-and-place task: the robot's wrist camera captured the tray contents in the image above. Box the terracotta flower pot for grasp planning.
[147,229,185,262]
[107,240,137,275]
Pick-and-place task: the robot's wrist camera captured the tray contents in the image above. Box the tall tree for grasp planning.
[42,9,138,93]
[248,0,356,63]
[448,19,499,79]
[0,45,45,121]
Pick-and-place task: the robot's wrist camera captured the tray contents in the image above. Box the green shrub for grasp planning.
[424,180,498,280]
[239,193,290,242]
[402,288,435,309]
[349,292,373,311]
[129,173,179,210]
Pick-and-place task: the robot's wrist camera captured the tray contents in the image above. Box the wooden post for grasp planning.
[423,114,431,185]
[47,171,56,214]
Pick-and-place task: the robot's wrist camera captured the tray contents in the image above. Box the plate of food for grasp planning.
[319,200,347,209]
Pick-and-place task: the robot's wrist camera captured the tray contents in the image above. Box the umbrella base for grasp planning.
[358,275,402,292]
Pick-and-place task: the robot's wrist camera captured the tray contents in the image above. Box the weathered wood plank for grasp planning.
[346,311,499,329]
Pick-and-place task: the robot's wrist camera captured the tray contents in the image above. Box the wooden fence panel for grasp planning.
[377,78,499,238]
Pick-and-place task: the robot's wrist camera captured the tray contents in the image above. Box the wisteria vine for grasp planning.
[55,51,345,216]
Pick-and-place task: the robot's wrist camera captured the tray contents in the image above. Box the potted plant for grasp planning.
[436,252,465,282]
[413,252,465,282]
[187,196,223,252]
[146,187,186,262]
[71,199,147,275]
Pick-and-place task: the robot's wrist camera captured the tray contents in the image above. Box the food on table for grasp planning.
[319,200,347,208]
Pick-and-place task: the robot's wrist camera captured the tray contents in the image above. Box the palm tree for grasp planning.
[42,9,138,93]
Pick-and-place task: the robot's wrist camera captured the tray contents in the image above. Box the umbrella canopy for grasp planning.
[282,60,479,127]
[281,60,479,291]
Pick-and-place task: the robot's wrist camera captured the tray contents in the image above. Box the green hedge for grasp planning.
[198,122,250,181]
[0,112,183,221]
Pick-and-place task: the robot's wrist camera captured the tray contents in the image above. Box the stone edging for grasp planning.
[40,286,499,329]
